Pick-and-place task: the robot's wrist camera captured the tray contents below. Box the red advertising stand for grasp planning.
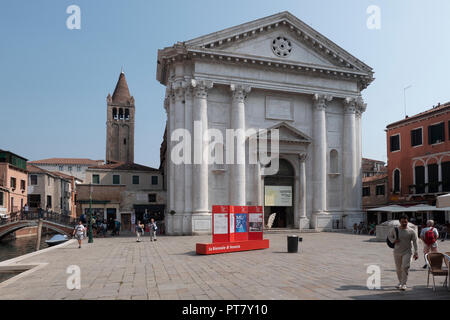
[196,205,269,255]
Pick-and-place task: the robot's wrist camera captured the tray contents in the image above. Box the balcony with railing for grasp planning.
[408,181,449,195]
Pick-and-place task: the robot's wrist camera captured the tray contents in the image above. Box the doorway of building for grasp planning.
[264,158,295,228]
[121,213,131,232]
[106,208,117,231]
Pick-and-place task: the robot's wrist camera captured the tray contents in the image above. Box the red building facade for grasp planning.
[386,103,450,205]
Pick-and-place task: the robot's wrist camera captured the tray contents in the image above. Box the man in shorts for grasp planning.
[73,220,86,249]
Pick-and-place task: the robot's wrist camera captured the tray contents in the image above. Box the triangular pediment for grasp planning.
[185,11,372,73]
[249,122,312,144]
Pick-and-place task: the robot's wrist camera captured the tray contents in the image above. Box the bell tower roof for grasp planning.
[111,71,131,104]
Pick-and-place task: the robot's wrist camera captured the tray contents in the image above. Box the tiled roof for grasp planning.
[29,158,103,166]
[50,171,81,182]
[363,174,388,183]
[88,162,159,172]
[112,72,131,104]
[386,102,450,128]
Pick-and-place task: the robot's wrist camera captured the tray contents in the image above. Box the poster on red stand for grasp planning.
[212,205,230,243]
[230,206,248,242]
[248,206,263,240]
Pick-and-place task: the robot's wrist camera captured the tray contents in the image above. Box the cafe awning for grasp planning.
[368,204,450,212]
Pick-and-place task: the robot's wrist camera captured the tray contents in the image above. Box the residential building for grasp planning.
[158,11,374,234]
[0,150,28,216]
[27,164,74,215]
[77,162,165,232]
[28,158,104,182]
[362,174,389,224]
[362,158,387,178]
[386,101,450,224]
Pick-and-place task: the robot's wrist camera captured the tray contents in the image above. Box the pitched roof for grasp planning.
[50,171,82,182]
[27,164,69,181]
[112,72,131,104]
[88,162,159,172]
[157,11,374,90]
[28,158,103,166]
[386,102,450,129]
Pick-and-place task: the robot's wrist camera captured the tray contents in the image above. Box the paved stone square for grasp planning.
[0,232,449,300]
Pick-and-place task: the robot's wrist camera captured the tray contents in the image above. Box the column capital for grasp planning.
[343,97,357,114]
[192,79,213,99]
[355,97,367,117]
[230,84,251,103]
[299,153,308,162]
[313,94,332,111]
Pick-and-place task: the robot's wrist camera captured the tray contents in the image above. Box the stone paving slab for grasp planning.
[0,233,449,300]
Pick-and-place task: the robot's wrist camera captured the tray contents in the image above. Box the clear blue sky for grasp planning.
[1,0,450,167]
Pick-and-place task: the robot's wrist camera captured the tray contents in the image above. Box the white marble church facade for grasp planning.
[157,12,374,235]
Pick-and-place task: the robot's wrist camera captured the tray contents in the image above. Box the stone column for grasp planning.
[343,98,358,220]
[166,87,176,235]
[183,83,193,234]
[312,94,331,228]
[192,80,213,222]
[229,84,251,206]
[172,81,185,235]
[298,153,309,229]
[355,99,366,211]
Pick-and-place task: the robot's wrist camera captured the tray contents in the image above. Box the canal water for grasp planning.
[0,234,54,263]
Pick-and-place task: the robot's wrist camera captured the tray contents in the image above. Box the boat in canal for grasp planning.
[45,234,69,247]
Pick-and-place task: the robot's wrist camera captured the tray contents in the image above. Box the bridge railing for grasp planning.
[0,210,78,228]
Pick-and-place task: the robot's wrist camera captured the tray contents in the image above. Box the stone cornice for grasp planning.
[158,49,373,90]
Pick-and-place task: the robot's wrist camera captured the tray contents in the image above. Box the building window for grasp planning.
[414,166,425,194]
[363,187,370,197]
[443,161,450,192]
[390,134,400,152]
[376,185,385,196]
[125,108,130,120]
[93,174,100,184]
[77,165,81,172]
[428,122,445,145]
[393,169,400,193]
[113,108,118,120]
[10,177,16,189]
[68,166,73,172]
[410,128,422,147]
[151,176,158,185]
[30,175,37,185]
[428,163,439,193]
[20,180,25,190]
[132,175,139,185]
[113,175,120,185]
[47,195,52,209]
[148,194,156,202]
[124,138,127,145]
[0,191,3,206]
[58,165,64,171]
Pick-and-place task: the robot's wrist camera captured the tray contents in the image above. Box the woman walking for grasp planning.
[135,220,144,242]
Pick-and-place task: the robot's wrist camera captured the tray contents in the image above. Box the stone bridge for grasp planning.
[0,217,76,239]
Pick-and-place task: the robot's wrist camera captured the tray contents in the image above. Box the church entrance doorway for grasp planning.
[264,158,295,228]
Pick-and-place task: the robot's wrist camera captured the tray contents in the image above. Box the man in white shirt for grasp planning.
[73,221,86,248]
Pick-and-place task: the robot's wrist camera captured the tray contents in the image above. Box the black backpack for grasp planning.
[386,227,399,248]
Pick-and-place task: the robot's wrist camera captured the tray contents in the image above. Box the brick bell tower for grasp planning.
[106,70,135,163]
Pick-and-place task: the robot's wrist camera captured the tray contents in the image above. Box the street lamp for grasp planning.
[88,184,93,243]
